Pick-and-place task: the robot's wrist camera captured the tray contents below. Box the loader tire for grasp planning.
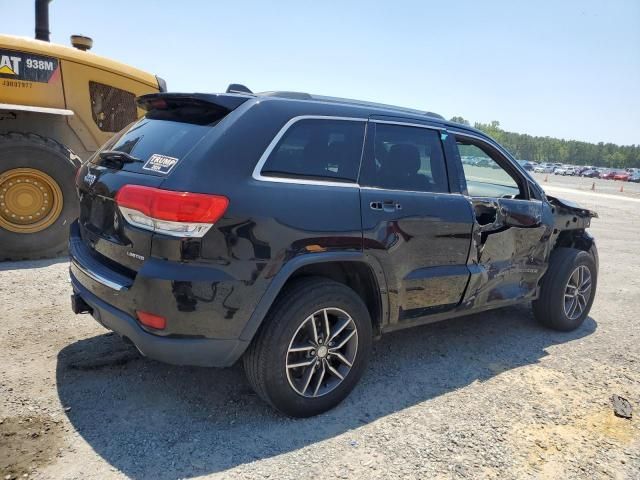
[0,132,81,261]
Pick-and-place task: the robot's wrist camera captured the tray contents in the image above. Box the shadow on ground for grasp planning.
[56,306,596,479]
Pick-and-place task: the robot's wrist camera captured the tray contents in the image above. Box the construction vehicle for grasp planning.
[0,0,166,260]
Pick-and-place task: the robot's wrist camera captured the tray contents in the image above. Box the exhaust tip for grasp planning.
[70,35,93,51]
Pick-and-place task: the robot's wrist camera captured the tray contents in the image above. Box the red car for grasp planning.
[613,171,631,181]
[600,170,616,180]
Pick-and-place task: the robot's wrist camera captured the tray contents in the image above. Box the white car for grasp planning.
[534,164,554,173]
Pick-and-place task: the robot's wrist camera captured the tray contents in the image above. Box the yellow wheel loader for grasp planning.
[0,0,165,259]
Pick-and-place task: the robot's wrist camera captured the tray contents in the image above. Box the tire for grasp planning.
[243,277,373,417]
[0,132,81,260]
[533,247,597,331]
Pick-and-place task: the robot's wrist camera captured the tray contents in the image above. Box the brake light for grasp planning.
[136,311,166,330]
[115,185,228,237]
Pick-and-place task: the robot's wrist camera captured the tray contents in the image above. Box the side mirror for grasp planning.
[499,199,542,228]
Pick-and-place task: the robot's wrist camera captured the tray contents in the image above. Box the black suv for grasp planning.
[70,87,598,417]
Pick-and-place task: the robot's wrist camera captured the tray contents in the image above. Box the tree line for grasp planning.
[449,117,640,168]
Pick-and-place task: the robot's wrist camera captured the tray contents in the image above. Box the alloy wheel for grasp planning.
[286,308,358,398]
[564,265,592,320]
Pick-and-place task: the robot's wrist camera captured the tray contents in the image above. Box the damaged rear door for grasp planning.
[451,133,554,309]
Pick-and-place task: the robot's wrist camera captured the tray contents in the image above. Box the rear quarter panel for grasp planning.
[153,100,365,339]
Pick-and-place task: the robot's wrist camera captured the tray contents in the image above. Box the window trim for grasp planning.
[252,115,367,188]
[453,132,531,200]
[371,118,446,131]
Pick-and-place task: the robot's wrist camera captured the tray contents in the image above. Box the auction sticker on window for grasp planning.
[142,154,180,174]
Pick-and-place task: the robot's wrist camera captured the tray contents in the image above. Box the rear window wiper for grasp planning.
[99,150,142,164]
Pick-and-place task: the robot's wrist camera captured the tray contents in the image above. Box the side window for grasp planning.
[360,123,449,193]
[456,139,521,198]
[89,81,137,132]
[261,119,365,182]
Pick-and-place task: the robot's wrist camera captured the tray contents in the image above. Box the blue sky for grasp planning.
[2,0,639,145]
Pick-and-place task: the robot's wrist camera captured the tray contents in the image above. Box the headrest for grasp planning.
[387,143,421,174]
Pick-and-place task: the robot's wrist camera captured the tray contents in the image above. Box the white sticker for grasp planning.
[142,154,179,174]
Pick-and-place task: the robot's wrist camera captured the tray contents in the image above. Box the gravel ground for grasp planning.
[1,183,639,479]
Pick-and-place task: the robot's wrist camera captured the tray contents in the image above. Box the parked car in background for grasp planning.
[554,166,577,176]
[600,170,616,180]
[516,160,535,171]
[534,164,554,173]
[613,171,631,181]
[629,173,640,183]
[581,168,600,178]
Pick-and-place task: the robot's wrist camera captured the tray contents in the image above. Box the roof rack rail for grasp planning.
[254,89,445,119]
[259,91,313,100]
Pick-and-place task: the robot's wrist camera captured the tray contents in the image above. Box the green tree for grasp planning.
[450,117,640,167]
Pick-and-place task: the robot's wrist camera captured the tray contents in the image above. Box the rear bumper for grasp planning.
[70,275,248,367]
[68,220,251,367]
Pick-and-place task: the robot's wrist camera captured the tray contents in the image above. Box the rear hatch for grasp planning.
[76,93,250,271]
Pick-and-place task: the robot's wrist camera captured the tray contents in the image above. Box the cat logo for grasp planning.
[0,55,21,75]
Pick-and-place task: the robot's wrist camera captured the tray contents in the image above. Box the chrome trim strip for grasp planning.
[71,259,129,291]
[252,115,366,187]
[0,103,74,116]
[359,186,462,197]
[371,119,445,131]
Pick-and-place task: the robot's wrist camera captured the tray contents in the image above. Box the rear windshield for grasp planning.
[105,118,211,162]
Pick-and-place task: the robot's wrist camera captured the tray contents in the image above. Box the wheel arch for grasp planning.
[239,252,388,344]
[553,229,598,271]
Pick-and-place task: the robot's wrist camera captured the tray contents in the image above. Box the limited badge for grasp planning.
[142,154,179,174]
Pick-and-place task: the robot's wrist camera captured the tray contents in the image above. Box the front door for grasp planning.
[359,120,475,325]
[452,133,554,308]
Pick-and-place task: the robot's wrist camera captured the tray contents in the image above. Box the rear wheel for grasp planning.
[243,277,373,417]
[533,248,597,331]
[0,133,80,260]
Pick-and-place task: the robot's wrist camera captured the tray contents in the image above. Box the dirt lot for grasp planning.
[1,182,639,479]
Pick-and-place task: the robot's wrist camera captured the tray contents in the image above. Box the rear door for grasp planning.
[359,119,475,325]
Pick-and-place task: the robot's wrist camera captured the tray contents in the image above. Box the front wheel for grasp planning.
[243,277,372,417]
[533,248,597,331]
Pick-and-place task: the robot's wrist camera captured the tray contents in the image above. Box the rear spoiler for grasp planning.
[136,93,253,125]
[137,93,252,114]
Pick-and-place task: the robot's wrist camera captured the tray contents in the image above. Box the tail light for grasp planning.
[115,185,228,238]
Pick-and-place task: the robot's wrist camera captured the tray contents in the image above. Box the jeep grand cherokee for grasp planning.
[69,86,598,417]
